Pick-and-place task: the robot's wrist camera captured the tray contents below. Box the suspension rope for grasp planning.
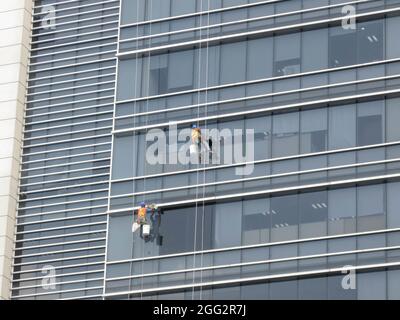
[140,0,154,299]
[191,0,206,300]
[191,0,211,300]
[198,0,211,300]
[131,0,154,300]
[128,0,141,300]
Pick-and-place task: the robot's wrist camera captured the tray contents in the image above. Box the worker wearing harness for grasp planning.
[133,202,162,238]
[137,202,148,224]
[191,124,202,147]
[191,124,203,162]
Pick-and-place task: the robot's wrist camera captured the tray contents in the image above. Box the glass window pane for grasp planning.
[242,198,269,245]
[328,187,356,235]
[107,214,133,261]
[358,20,384,64]
[329,104,356,149]
[272,112,299,157]
[247,38,273,80]
[386,98,400,142]
[329,27,356,67]
[220,42,246,85]
[271,194,298,242]
[387,16,400,59]
[357,101,384,146]
[301,108,327,153]
[357,184,385,232]
[214,201,242,248]
[302,28,328,72]
[274,33,301,76]
[299,191,327,238]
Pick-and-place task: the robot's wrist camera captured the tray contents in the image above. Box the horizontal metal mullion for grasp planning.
[116,56,400,106]
[121,0,371,44]
[94,226,400,266]
[17,211,107,227]
[31,11,119,32]
[14,237,105,251]
[22,156,110,173]
[113,87,400,134]
[26,95,115,112]
[11,285,104,299]
[27,86,115,104]
[32,5,120,24]
[19,187,109,203]
[22,133,111,149]
[28,56,115,75]
[20,177,109,195]
[22,146,110,163]
[27,79,115,97]
[22,147,110,162]
[31,27,118,47]
[12,260,104,275]
[34,0,80,10]
[14,230,107,244]
[24,125,112,142]
[61,293,103,300]
[16,204,107,220]
[14,215,106,230]
[111,157,400,200]
[30,40,117,60]
[32,20,117,40]
[113,141,400,183]
[27,65,115,83]
[25,107,113,124]
[22,163,110,180]
[117,63,400,121]
[18,195,108,211]
[12,253,105,268]
[16,221,106,236]
[118,7,400,57]
[108,173,400,215]
[120,0,283,28]
[28,72,115,91]
[12,276,105,291]
[30,35,117,53]
[107,244,400,283]
[25,114,113,131]
[33,0,118,17]
[14,245,106,260]
[103,261,400,297]
[12,269,103,284]
[20,183,109,200]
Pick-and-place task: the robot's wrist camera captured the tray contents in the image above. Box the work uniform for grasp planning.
[191,128,202,146]
[137,207,147,224]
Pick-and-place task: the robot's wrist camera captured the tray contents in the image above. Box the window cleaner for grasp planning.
[132,202,160,237]
[190,124,202,162]
[132,202,149,235]
[190,124,212,162]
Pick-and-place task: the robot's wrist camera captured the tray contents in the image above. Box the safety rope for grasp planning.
[191,0,211,300]
[191,0,205,300]
[129,0,154,300]
[128,0,141,299]
[198,0,211,300]
[139,0,154,299]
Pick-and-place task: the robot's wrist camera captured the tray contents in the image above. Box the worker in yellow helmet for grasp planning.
[191,124,202,162]
[191,124,202,147]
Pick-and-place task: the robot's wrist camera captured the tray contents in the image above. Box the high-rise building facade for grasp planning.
[5,0,120,300]
[2,0,400,300]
